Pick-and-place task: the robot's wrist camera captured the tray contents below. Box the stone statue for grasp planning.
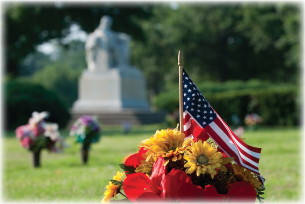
[85,15,131,72]
[72,15,151,113]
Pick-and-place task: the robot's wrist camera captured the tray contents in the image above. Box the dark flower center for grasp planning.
[197,154,209,165]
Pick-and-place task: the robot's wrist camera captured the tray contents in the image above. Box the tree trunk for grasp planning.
[33,149,41,168]
[81,143,90,164]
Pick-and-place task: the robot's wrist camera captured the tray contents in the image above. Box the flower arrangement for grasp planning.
[70,115,101,144]
[101,127,265,203]
[244,113,262,129]
[15,111,62,167]
[70,115,101,164]
[16,112,60,152]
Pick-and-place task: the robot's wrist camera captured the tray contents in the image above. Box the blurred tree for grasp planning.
[30,40,86,106]
[4,2,153,77]
[130,3,301,99]
[19,51,52,76]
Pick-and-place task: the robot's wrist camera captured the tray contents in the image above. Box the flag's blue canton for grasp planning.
[183,69,216,128]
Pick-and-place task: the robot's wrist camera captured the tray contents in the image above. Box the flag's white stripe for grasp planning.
[184,118,192,131]
[210,121,259,167]
[240,152,259,167]
[184,134,194,140]
[208,122,260,174]
[185,111,202,128]
[218,115,261,157]
[231,136,261,159]
[208,131,261,176]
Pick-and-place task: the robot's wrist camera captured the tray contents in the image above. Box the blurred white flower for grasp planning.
[44,123,60,141]
[31,111,49,123]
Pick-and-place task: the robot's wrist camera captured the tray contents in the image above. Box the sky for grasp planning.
[37,23,88,55]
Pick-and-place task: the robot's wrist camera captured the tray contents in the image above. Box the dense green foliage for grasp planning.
[130,3,300,97]
[4,79,71,130]
[154,80,299,126]
[3,126,302,202]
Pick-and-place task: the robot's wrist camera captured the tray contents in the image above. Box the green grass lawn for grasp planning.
[2,124,302,203]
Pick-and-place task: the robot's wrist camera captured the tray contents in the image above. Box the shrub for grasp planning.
[154,81,299,126]
[4,79,71,130]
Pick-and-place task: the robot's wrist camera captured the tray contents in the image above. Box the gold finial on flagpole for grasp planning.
[178,50,184,133]
[178,50,184,66]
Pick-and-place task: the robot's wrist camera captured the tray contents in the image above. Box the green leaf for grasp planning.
[119,164,137,174]
[110,180,123,188]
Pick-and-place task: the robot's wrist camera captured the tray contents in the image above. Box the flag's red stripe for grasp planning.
[214,117,261,157]
[205,125,260,174]
[184,113,191,123]
[213,117,260,164]
[183,112,192,138]
[184,128,191,138]
[191,120,203,138]
[210,118,260,170]
[204,125,242,166]
[235,144,260,164]
[214,111,261,153]
[189,119,211,142]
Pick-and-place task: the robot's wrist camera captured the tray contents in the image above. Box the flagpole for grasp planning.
[178,51,184,133]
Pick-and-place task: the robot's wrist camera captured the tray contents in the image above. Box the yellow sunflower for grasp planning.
[135,152,155,176]
[184,140,223,179]
[139,127,192,166]
[232,164,262,194]
[101,171,125,203]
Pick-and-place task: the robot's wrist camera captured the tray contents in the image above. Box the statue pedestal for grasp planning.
[72,67,150,112]
[71,67,166,125]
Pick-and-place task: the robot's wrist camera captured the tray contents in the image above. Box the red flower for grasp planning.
[123,157,205,203]
[123,157,166,203]
[203,182,257,203]
[124,147,148,169]
[160,169,205,202]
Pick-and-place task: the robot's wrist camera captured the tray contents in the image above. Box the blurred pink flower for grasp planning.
[20,137,34,149]
[15,125,32,139]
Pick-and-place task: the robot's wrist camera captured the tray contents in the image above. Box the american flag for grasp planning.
[182,69,265,183]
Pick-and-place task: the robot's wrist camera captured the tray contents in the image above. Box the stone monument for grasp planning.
[72,16,165,124]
